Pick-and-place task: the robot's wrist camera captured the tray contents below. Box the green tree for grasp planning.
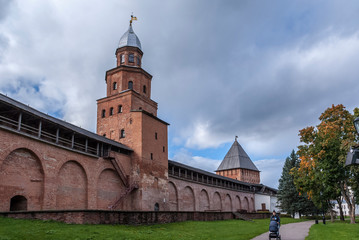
[293,104,359,224]
[278,150,316,218]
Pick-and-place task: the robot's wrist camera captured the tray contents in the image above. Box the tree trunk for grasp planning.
[337,197,345,221]
[330,209,334,222]
[349,195,356,224]
[340,182,356,224]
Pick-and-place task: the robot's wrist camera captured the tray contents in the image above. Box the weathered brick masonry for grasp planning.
[0,127,133,211]
[0,210,273,224]
[168,161,255,212]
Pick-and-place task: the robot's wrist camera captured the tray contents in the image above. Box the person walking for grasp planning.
[269,210,281,239]
[270,210,280,226]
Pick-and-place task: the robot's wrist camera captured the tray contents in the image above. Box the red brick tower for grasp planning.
[97,18,169,211]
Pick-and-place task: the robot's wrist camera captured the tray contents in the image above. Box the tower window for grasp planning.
[101,109,106,118]
[120,129,125,138]
[137,56,141,66]
[113,82,117,90]
[155,132,158,140]
[150,153,153,160]
[129,54,134,63]
[120,54,125,64]
[143,85,146,94]
[163,146,165,152]
[128,81,133,90]
[118,105,123,113]
[109,107,114,116]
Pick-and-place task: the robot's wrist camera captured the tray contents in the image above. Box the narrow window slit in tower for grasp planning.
[128,81,133,89]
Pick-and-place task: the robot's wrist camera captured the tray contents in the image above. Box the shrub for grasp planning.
[302,215,331,220]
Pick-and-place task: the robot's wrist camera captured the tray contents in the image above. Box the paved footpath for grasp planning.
[251,221,315,240]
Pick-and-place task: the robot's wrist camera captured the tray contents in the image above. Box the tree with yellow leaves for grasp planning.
[292,104,359,224]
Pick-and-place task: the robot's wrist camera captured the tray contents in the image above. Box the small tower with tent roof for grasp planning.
[216,137,260,184]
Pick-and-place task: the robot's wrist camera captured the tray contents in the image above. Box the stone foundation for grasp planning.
[0,210,273,225]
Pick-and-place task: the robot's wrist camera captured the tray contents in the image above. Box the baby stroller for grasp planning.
[269,220,281,240]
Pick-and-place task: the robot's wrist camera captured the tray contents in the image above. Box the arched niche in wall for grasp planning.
[168,181,178,211]
[97,169,125,210]
[56,160,88,209]
[181,186,195,211]
[199,189,210,211]
[212,192,222,211]
[235,196,241,212]
[0,148,44,211]
[243,196,249,212]
[223,194,232,212]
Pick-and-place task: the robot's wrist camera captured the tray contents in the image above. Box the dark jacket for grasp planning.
[270,214,280,225]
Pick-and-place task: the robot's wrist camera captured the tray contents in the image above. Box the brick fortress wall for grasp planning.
[168,177,255,212]
[0,128,135,211]
[0,126,259,214]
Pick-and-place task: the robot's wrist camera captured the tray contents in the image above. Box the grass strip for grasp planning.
[0,216,305,240]
[306,220,359,240]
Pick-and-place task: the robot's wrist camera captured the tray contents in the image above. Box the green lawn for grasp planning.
[306,220,359,240]
[0,217,305,240]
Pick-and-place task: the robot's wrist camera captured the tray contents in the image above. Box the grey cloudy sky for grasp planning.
[1,0,359,188]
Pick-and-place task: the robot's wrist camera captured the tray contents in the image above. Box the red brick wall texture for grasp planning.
[217,169,260,184]
[0,129,132,212]
[1,210,273,225]
[168,178,255,212]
